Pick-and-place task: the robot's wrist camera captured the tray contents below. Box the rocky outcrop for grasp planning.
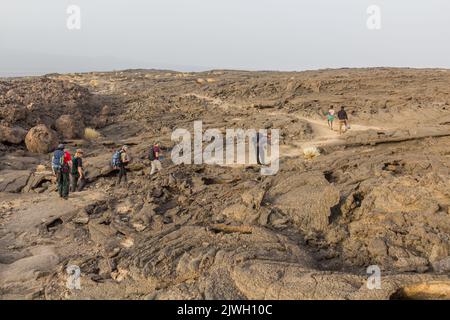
[267,171,340,232]
[55,114,84,139]
[332,172,450,272]
[0,125,27,144]
[0,106,27,123]
[0,170,31,192]
[24,125,58,154]
[22,170,56,193]
[0,78,99,132]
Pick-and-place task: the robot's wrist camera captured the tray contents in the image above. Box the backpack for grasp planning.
[148,147,155,161]
[52,149,65,170]
[112,150,122,168]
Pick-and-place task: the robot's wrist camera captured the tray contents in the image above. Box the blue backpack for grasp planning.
[52,149,65,170]
[112,150,122,168]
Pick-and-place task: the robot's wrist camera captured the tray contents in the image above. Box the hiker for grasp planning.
[52,144,72,199]
[327,106,335,130]
[51,144,65,176]
[113,145,130,185]
[149,142,162,175]
[337,106,349,135]
[70,149,85,192]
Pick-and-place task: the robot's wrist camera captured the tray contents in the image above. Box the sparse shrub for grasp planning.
[84,127,101,140]
[303,146,321,160]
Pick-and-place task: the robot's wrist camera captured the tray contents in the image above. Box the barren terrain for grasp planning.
[1,68,450,300]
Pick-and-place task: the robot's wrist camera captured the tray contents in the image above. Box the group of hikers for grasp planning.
[51,142,163,199]
[51,144,85,200]
[325,106,349,134]
[50,107,348,199]
[110,142,163,185]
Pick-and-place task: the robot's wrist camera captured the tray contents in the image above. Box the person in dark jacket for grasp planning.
[337,106,349,135]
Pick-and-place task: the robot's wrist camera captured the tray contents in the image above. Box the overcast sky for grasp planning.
[1,0,449,76]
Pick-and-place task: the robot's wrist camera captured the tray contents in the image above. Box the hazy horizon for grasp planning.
[1,0,450,77]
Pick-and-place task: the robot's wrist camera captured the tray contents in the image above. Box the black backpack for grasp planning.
[148,146,155,161]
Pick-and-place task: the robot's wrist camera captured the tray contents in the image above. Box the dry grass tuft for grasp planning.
[84,127,101,140]
[303,146,321,160]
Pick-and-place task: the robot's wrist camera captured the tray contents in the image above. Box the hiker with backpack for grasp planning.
[149,142,162,175]
[337,106,349,135]
[51,144,72,199]
[112,145,130,185]
[70,149,85,192]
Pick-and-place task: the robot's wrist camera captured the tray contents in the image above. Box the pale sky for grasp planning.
[1,0,449,76]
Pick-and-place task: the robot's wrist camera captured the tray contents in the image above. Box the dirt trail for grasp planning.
[181,95,390,159]
[298,115,387,142]
[296,115,340,145]
[281,114,390,158]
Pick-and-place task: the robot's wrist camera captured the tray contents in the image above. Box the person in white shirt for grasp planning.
[327,106,336,130]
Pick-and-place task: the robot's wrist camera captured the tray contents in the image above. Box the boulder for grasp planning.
[92,105,112,128]
[0,125,27,144]
[22,171,55,193]
[0,106,27,123]
[84,153,115,181]
[55,114,84,139]
[0,170,32,192]
[24,125,58,154]
[94,117,108,129]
